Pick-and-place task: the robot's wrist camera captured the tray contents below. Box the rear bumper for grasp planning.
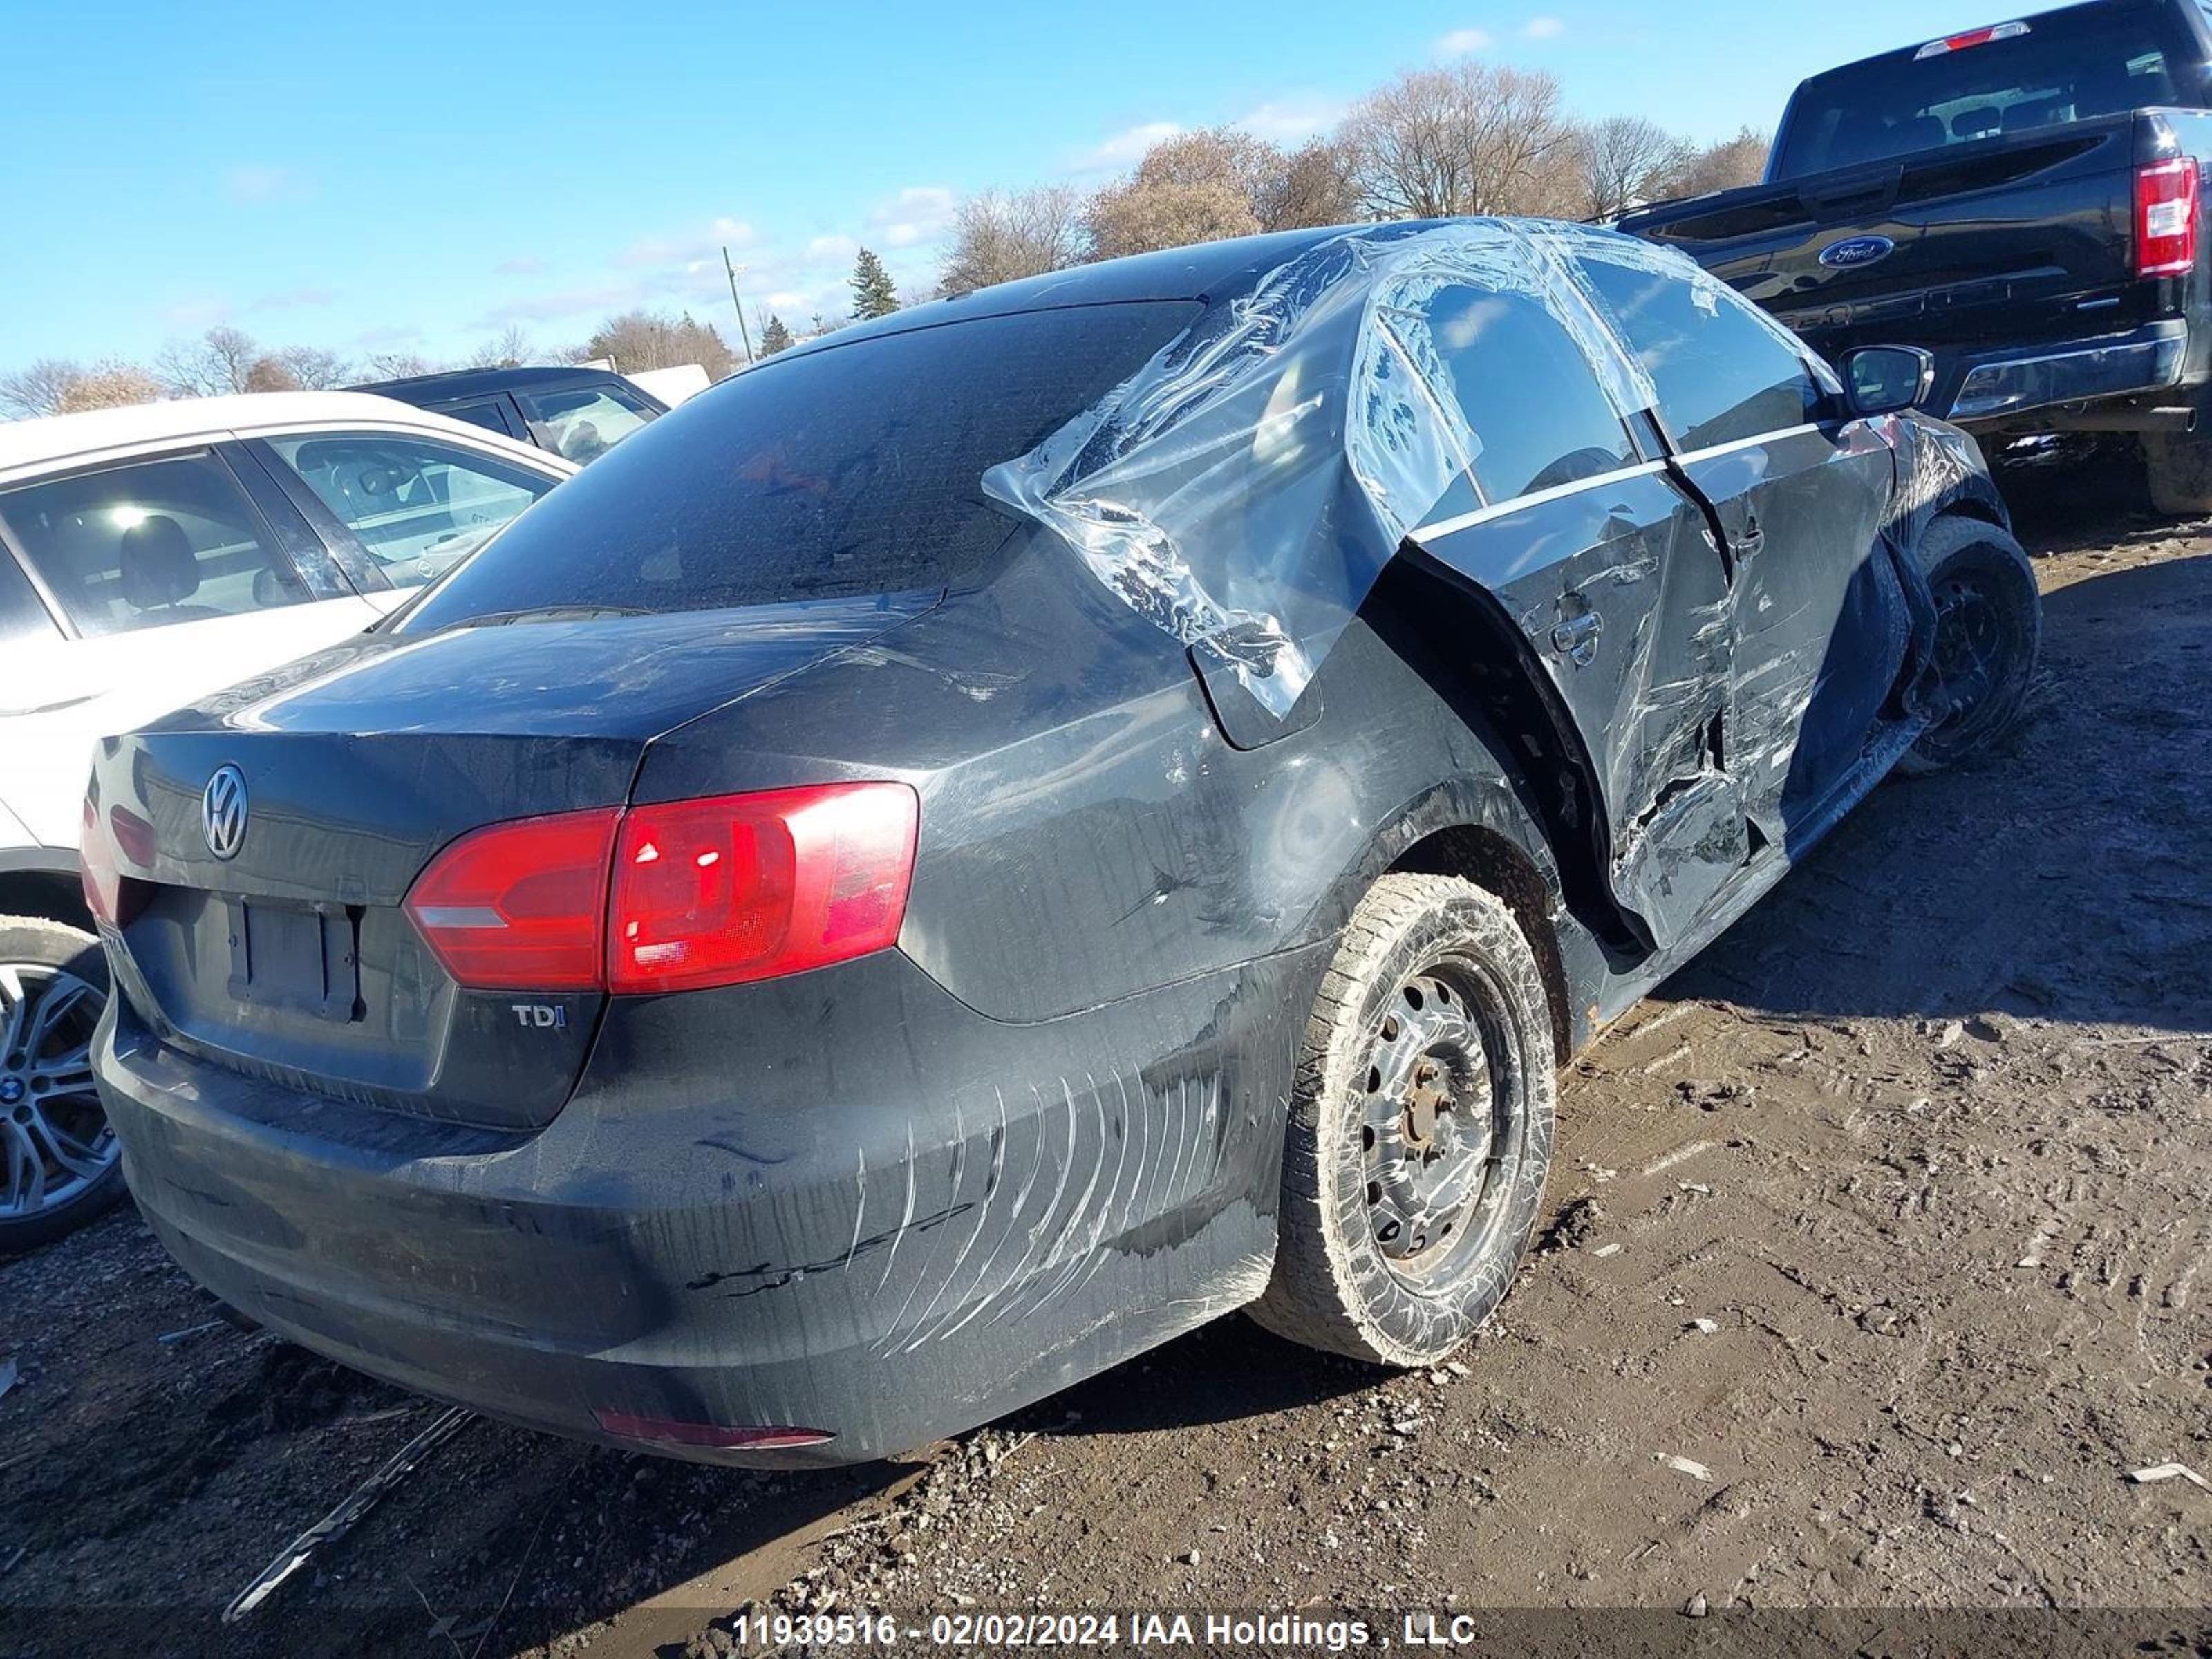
[95,946,1320,1465]
[1940,319,2191,426]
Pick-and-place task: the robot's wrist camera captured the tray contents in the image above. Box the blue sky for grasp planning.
[9,0,1996,371]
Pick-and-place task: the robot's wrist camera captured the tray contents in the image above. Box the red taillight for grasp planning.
[403,807,620,991]
[80,799,151,928]
[592,1407,834,1451]
[608,783,917,994]
[2138,159,2201,279]
[401,783,917,995]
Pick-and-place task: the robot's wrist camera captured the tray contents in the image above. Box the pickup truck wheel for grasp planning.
[1250,874,1555,1367]
[1899,516,2042,776]
[0,917,124,1253]
[2141,430,2212,518]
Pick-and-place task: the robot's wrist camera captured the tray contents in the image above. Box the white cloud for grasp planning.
[805,233,859,264]
[1522,15,1565,38]
[1436,27,1493,55]
[225,165,310,205]
[1074,120,1183,172]
[1235,97,1350,145]
[162,294,231,328]
[616,216,758,269]
[869,185,957,249]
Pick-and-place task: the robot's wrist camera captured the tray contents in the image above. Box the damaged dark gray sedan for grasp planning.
[82,220,2039,1465]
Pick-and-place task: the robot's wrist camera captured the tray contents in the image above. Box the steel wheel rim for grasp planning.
[1358,957,1524,1285]
[1929,572,2009,738]
[0,962,114,1221]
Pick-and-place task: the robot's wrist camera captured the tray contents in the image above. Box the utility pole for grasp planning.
[722,245,756,364]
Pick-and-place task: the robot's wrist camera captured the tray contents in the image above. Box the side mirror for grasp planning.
[1839,345,1937,417]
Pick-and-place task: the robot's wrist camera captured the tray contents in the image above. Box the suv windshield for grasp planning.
[396,302,1201,633]
[1773,1,2191,177]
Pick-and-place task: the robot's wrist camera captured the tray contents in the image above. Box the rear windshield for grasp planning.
[1773,2,2193,178]
[395,301,1200,632]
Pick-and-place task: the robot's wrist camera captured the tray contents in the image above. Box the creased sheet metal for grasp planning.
[984,219,1693,720]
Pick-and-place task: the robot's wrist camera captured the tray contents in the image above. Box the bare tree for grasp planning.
[1573,115,1694,221]
[1258,138,1362,231]
[56,362,165,413]
[362,350,436,379]
[156,324,263,397]
[1341,61,1577,220]
[940,187,1089,292]
[275,345,353,389]
[583,310,735,378]
[1663,127,1772,199]
[0,358,89,419]
[467,325,534,369]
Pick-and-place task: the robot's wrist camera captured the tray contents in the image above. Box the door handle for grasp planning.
[1730,516,1765,560]
[1550,610,1602,665]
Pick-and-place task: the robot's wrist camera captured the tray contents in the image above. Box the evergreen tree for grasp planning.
[760,314,795,356]
[849,248,899,319]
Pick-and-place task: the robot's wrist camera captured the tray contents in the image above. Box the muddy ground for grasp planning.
[1,444,2206,1658]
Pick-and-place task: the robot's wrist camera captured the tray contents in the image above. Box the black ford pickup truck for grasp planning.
[1621,0,2212,513]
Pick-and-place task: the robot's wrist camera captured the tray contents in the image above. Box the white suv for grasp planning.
[0,392,574,1248]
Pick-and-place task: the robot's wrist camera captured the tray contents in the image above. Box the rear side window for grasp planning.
[437,397,521,439]
[1775,3,2188,176]
[398,302,1202,632]
[1398,283,1634,503]
[1570,254,1824,451]
[0,452,308,637]
[265,432,557,586]
[523,384,655,463]
[0,549,59,650]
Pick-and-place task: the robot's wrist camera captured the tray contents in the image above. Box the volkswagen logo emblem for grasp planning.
[1819,234,1897,270]
[202,765,249,861]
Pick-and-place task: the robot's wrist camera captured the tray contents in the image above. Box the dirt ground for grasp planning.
[1,444,2206,1658]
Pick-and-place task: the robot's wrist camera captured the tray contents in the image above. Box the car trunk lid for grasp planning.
[89,592,934,1130]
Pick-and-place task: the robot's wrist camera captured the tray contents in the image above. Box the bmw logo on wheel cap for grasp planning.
[1819,234,1897,270]
[202,764,250,860]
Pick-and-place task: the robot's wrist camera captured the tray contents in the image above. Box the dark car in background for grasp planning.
[1622,0,2212,514]
[84,220,2040,1466]
[353,364,668,465]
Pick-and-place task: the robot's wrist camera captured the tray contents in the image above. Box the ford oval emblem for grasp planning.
[1819,234,1896,270]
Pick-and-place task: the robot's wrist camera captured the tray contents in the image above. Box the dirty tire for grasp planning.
[1251,874,1555,1367]
[2141,429,2212,518]
[1898,514,2042,775]
[0,915,123,1253]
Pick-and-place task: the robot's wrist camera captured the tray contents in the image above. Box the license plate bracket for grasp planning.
[225,901,360,1022]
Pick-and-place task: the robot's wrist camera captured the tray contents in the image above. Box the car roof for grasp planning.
[0,391,572,478]
[771,220,1566,363]
[351,364,659,402]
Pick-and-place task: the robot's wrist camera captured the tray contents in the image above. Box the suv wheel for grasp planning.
[1251,873,1556,1366]
[2141,429,2212,518]
[1898,515,2042,776]
[0,916,123,1251]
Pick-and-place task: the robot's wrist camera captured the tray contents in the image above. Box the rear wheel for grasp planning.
[2141,429,2212,518]
[0,917,123,1253]
[1251,874,1555,1366]
[1899,515,2042,775]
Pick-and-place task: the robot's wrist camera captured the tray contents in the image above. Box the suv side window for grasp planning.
[265,431,557,586]
[521,384,655,463]
[1398,282,1637,503]
[0,548,60,651]
[0,451,309,637]
[1570,252,1824,451]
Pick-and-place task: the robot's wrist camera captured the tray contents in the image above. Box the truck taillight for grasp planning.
[2137,159,2200,279]
[403,784,917,995]
[1913,21,2028,59]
